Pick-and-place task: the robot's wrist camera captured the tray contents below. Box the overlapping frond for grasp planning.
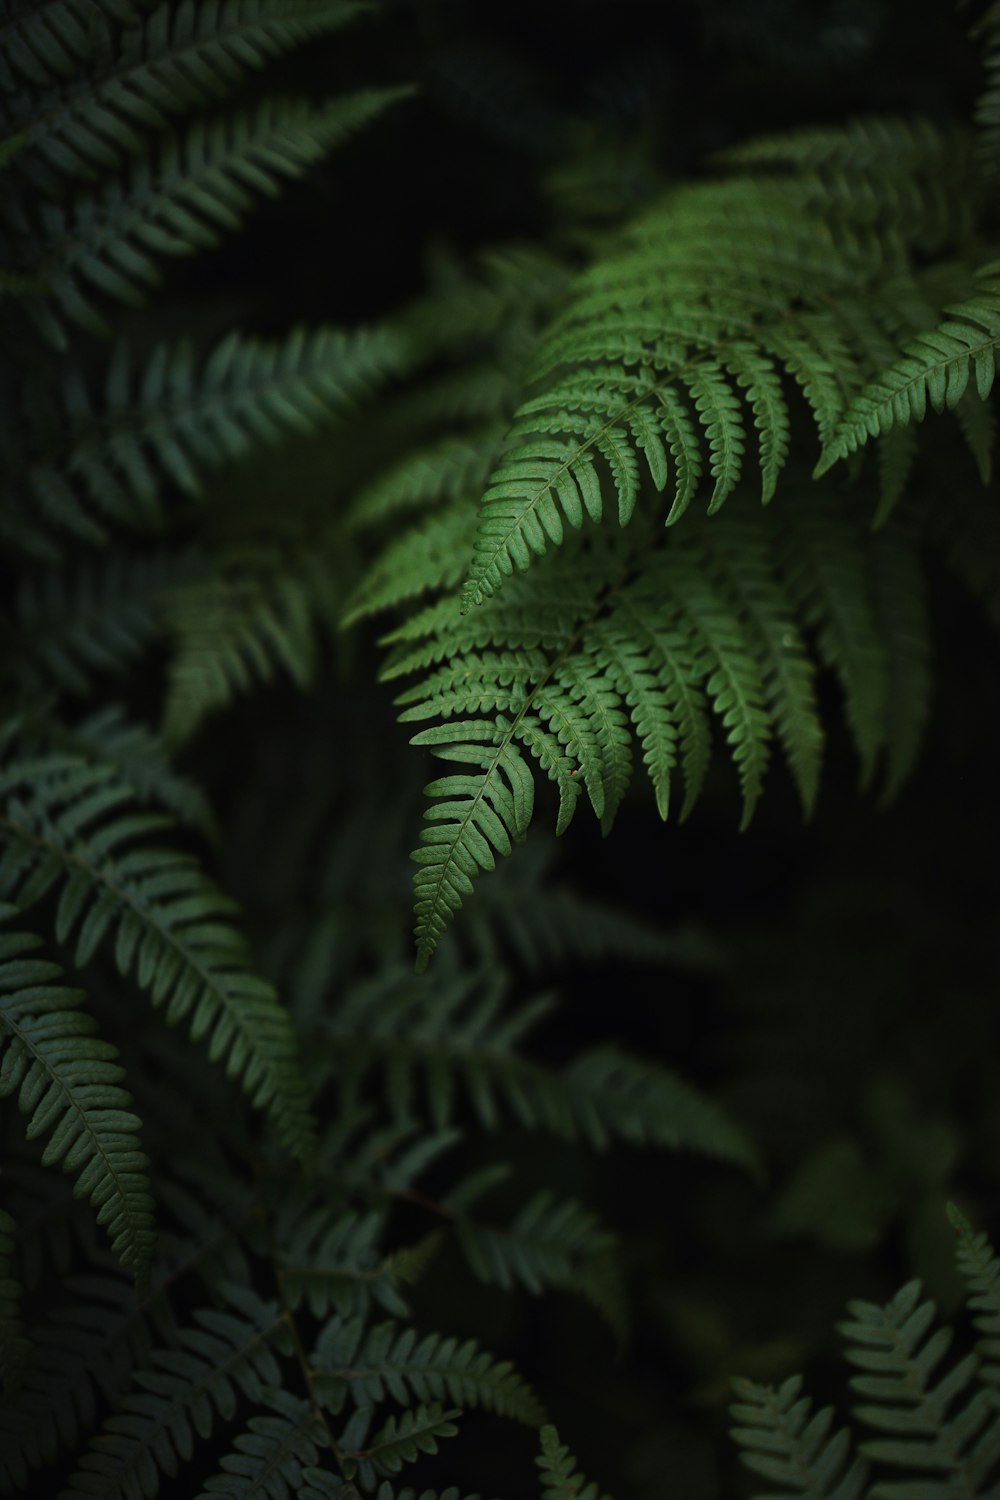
[817,269,1000,473]
[0,751,315,1159]
[338,1402,460,1490]
[311,1316,546,1425]
[9,326,403,546]
[1,0,370,186]
[0,913,155,1279]
[3,88,410,343]
[326,965,754,1165]
[729,1375,869,1500]
[389,490,928,966]
[458,120,973,607]
[198,1389,334,1500]
[62,1285,289,1500]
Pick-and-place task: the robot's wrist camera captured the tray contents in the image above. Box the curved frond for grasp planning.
[0,752,315,1159]
[1,0,371,185]
[729,1374,868,1500]
[536,1424,614,1500]
[197,1389,333,1500]
[339,1402,461,1490]
[312,1316,546,1425]
[0,915,154,1279]
[11,326,403,544]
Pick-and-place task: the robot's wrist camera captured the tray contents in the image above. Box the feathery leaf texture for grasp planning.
[729,1375,869,1500]
[2,88,411,342]
[0,913,155,1279]
[339,1402,461,1489]
[9,327,404,545]
[458,119,973,607]
[326,965,755,1165]
[536,1425,614,1500]
[817,270,1000,472]
[62,1286,290,1500]
[0,751,315,1159]
[197,1389,334,1500]
[312,1316,546,1425]
[395,493,927,966]
[0,0,371,185]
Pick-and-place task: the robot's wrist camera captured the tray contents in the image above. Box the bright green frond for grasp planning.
[0,917,155,1279]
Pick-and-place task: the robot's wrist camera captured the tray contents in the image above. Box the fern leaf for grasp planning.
[312,1316,546,1425]
[410,719,534,974]
[15,327,403,542]
[62,1286,290,1500]
[0,752,315,1160]
[3,0,372,184]
[197,1389,333,1500]
[347,426,505,533]
[0,917,155,1279]
[817,272,1000,473]
[343,503,478,627]
[841,1279,998,1497]
[536,1424,613,1500]
[729,1374,869,1500]
[339,1402,460,1490]
[13,89,411,341]
[0,1207,30,1398]
[949,1208,1000,1389]
[275,1204,404,1320]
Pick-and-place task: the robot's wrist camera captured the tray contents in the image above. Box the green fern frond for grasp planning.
[312,1315,546,1425]
[346,426,505,533]
[817,269,1000,473]
[949,1207,1000,1388]
[536,1424,614,1500]
[0,1207,30,1398]
[275,1202,407,1320]
[343,503,478,627]
[0,915,155,1279]
[2,0,371,185]
[459,122,972,608]
[62,1286,290,1500]
[6,89,411,342]
[841,1278,999,1497]
[11,550,194,696]
[0,751,315,1160]
[729,1374,869,1500]
[339,1402,461,1489]
[197,1388,334,1500]
[12,326,403,544]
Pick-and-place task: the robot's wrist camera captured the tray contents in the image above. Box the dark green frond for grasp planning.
[0,1207,30,1398]
[339,1402,461,1490]
[0,752,315,1160]
[6,89,411,341]
[536,1424,613,1500]
[12,326,403,544]
[729,1375,868,1500]
[312,1316,546,1426]
[2,0,371,185]
[0,917,155,1279]
[62,1286,289,1500]
[949,1208,1000,1389]
[197,1389,334,1500]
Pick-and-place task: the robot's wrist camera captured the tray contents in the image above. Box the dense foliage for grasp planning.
[2,1,1000,1496]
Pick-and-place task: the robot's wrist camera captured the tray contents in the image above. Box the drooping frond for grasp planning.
[536,1424,614,1500]
[393,488,927,966]
[0,751,315,1159]
[311,1315,546,1425]
[729,1375,869,1500]
[0,1207,30,1398]
[458,120,974,607]
[326,964,755,1166]
[841,1278,1000,1495]
[1,0,372,186]
[817,269,1000,473]
[3,88,411,343]
[0,913,155,1279]
[61,1286,290,1500]
[9,326,403,546]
